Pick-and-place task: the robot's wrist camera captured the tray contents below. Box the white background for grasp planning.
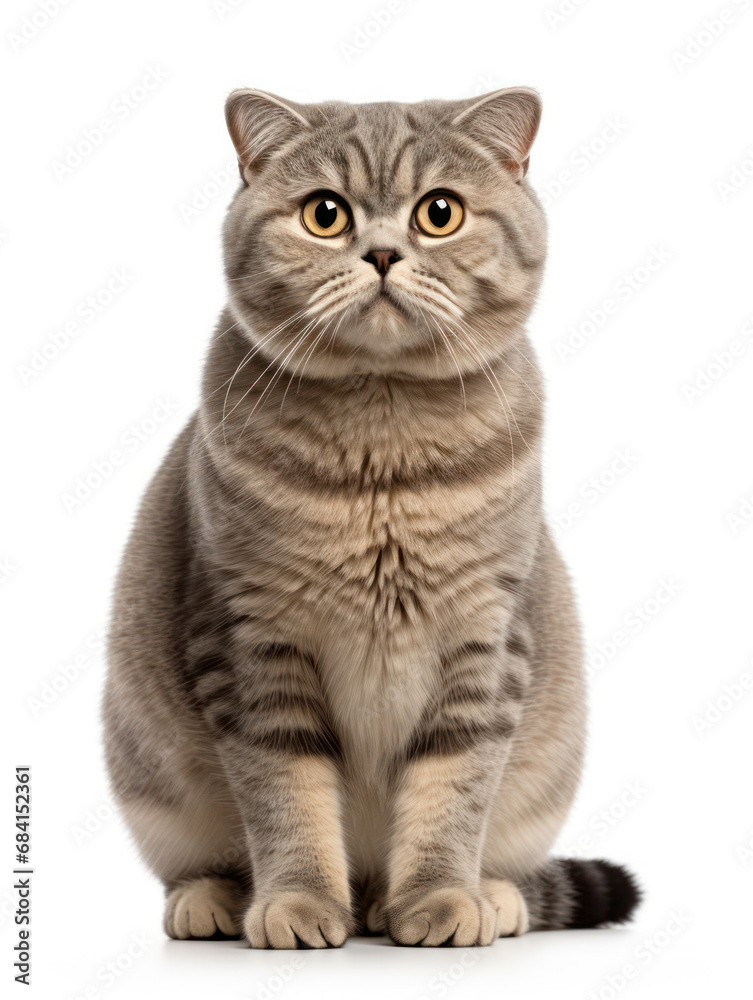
[3,0,752,997]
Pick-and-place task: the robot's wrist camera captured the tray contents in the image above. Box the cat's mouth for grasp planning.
[374,283,410,317]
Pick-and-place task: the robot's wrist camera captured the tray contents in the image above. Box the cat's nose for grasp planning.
[362,249,402,276]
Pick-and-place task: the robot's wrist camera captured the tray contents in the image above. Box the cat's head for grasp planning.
[222,88,545,379]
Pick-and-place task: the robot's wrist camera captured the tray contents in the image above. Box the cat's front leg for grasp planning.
[194,640,354,948]
[382,640,528,947]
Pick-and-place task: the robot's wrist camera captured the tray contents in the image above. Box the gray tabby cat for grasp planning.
[104,87,639,948]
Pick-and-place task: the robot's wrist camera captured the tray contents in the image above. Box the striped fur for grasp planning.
[104,88,639,948]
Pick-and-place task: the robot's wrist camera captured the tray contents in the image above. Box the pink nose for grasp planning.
[362,249,402,275]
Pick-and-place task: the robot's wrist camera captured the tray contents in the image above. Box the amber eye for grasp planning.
[301,192,351,238]
[414,192,464,237]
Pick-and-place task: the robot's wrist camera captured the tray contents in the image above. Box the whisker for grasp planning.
[217,310,311,443]
[426,314,466,408]
[415,306,441,376]
[510,341,545,377]
[225,261,296,282]
[238,327,314,439]
[322,306,351,370]
[438,319,518,489]
[451,318,543,409]
[452,316,544,405]
[307,272,354,303]
[278,317,334,419]
[459,331,533,457]
[223,321,311,429]
[212,311,304,402]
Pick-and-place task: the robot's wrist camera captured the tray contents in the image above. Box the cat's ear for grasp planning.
[451,87,542,181]
[225,89,310,179]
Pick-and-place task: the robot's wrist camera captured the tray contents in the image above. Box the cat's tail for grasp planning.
[518,858,641,930]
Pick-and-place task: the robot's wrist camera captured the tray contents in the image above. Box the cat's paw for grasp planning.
[243,889,353,949]
[164,877,241,939]
[385,886,498,947]
[481,877,529,937]
[365,898,386,933]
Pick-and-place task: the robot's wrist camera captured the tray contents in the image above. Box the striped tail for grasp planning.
[519,859,641,930]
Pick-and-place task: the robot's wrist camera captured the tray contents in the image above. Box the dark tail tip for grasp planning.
[563,858,642,928]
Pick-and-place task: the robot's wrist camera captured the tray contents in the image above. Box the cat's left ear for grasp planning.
[225,89,310,181]
[451,87,542,181]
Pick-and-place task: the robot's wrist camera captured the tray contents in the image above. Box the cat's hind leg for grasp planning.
[107,708,250,939]
[480,877,529,938]
[121,785,250,940]
[164,876,243,939]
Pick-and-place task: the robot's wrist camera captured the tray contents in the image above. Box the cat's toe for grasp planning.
[481,877,529,937]
[243,889,353,949]
[164,877,241,939]
[386,887,497,947]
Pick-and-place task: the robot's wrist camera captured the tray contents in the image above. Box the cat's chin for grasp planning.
[332,296,427,356]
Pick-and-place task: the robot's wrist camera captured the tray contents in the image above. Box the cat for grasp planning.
[104,87,640,948]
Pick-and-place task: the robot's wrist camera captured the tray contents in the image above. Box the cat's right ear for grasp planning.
[451,87,542,181]
[225,89,310,182]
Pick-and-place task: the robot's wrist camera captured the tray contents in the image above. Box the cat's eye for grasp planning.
[301,192,351,238]
[414,192,464,237]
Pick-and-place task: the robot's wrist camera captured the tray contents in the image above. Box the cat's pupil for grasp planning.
[428,198,451,229]
[315,200,338,229]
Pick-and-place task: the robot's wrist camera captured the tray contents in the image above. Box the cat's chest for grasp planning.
[224,435,504,641]
[298,479,483,629]
[221,449,510,758]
